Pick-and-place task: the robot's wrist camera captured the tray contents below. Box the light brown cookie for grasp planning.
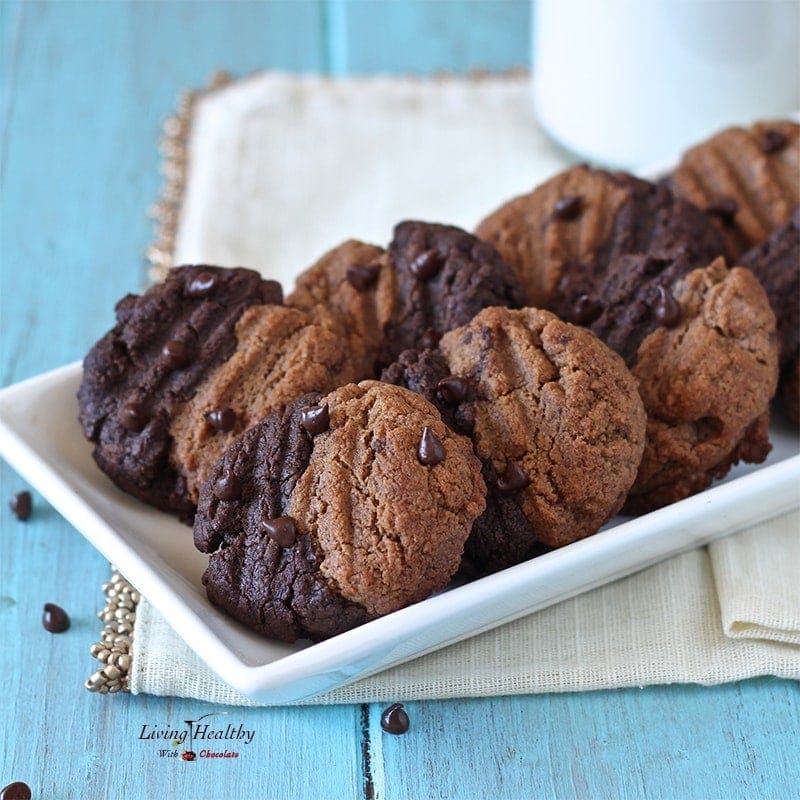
[288,239,396,375]
[436,306,646,556]
[289,381,486,615]
[671,120,800,258]
[195,383,486,641]
[169,304,368,502]
[627,258,779,511]
[476,165,632,307]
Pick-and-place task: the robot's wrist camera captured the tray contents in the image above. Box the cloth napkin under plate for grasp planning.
[127,73,799,704]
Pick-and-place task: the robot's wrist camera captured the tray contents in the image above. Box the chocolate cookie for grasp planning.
[195,382,486,641]
[170,303,367,501]
[385,306,647,573]
[671,121,800,258]
[475,165,728,311]
[477,167,778,511]
[741,208,800,422]
[288,221,527,371]
[627,259,778,512]
[381,221,528,365]
[78,266,282,514]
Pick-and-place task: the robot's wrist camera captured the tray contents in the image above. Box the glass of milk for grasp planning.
[532,0,800,168]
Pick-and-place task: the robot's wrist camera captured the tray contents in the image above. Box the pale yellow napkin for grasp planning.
[131,73,800,704]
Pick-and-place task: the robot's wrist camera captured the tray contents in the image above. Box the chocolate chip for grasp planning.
[0,782,32,800]
[706,198,738,226]
[346,262,381,291]
[118,402,147,432]
[213,470,241,501]
[380,703,410,735]
[437,376,468,405]
[760,128,788,154]
[552,195,584,221]
[496,461,530,494]
[9,491,31,521]
[418,328,441,350]
[205,407,238,432]
[42,603,70,633]
[651,285,681,327]
[186,270,217,297]
[418,426,445,466]
[300,403,330,436]
[410,249,442,280]
[261,515,297,547]
[572,294,601,324]
[161,339,190,369]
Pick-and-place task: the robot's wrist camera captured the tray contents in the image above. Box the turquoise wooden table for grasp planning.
[1,3,798,799]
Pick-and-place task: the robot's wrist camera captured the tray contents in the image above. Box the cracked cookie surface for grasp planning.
[287,239,396,376]
[196,382,485,641]
[77,265,282,514]
[380,221,528,365]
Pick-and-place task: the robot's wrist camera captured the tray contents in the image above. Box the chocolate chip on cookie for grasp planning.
[670,120,799,258]
[195,382,486,641]
[385,307,647,573]
[741,207,800,423]
[78,265,282,514]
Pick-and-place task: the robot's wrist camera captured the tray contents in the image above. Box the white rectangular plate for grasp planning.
[0,362,798,702]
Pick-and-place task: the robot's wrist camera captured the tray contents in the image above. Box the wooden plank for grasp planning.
[327,0,530,75]
[0,1,24,137]
[370,680,800,800]
[1,3,364,798]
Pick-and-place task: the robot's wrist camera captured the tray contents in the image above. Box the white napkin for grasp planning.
[131,73,800,704]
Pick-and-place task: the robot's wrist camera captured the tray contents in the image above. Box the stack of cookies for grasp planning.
[78,120,798,642]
